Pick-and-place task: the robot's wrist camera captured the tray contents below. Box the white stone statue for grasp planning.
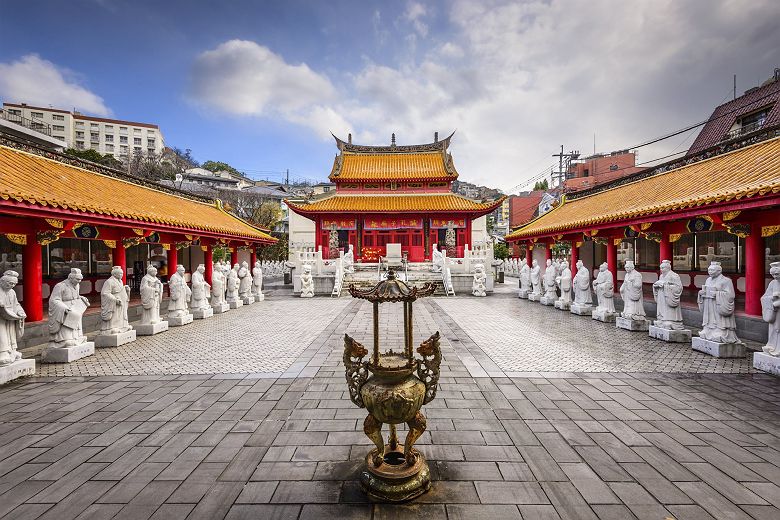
[541,259,557,305]
[518,264,531,298]
[472,264,487,297]
[343,244,355,274]
[99,266,132,335]
[619,260,647,322]
[191,265,212,311]
[571,260,593,315]
[137,265,168,335]
[697,262,741,344]
[652,260,685,330]
[592,263,616,322]
[238,261,254,304]
[226,263,240,304]
[0,270,25,366]
[252,261,264,301]
[529,259,542,299]
[432,244,444,273]
[221,262,231,302]
[554,260,573,310]
[211,263,225,304]
[300,264,314,298]
[761,262,780,356]
[168,264,193,325]
[48,268,90,348]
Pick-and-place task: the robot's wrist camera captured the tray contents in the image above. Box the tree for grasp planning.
[533,179,549,191]
[64,148,122,169]
[124,147,197,183]
[260,232,288,261]
[494,242,510,260]
[216,189,283,230]
[202,160,241,177]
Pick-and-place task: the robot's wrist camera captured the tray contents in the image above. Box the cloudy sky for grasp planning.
[1,0,778,190]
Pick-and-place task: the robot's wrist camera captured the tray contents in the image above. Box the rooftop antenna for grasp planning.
[434,131,439,142]
[734,74,737,100]
[348,133,352,144]
[391,133,396,147]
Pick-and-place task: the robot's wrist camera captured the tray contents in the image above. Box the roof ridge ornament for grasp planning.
[331,131,456,154]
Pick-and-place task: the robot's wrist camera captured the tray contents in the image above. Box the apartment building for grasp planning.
[1,102,164,159]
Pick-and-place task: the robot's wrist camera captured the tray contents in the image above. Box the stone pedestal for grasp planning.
[41,342,95,363]
[212,303,230,314]
[95,329,136,348]
[616,316,649,331]
[193,308,214,320]
[592,309,616,323]
[691,337,746,358]
[254,293,265,301]
[135,321,169,336]
[528,293,541,302]
[242,295,255,305]
[649,325,692,343]
[0,359,35,384]
[554,300,570,311]
[229,300,243,309]
[169,314,194,327]
[539,295,556,306]
[518,289,529,299]
[570,303,593,316]
[753,352,780,375]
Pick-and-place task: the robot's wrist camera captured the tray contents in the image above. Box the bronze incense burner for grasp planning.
[344,270,441,502]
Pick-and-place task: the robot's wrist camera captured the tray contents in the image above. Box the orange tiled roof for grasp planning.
[507,136,780,240]
[329,152,457,182]
[0,145,276,242]
[287,193,505,215]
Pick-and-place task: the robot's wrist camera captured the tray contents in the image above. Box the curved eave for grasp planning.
[285,195,506,219]
[330,175,455,183]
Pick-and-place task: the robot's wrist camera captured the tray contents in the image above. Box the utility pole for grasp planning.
[551,146,579,188]
[286,168,289,186]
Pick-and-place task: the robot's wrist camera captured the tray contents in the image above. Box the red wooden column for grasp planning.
[22,235,43,322]
[204,246,213,285]
[230,249,238,266]
[659,233,672,263]
[526,243,533,267]
[744,230,764,316]
[607,239,618,292]
[250,247,257,268]
[545,242,553,262]
[314,218,322,251]
[167,245,178,273]
[113,243,127,285]
[570,242,579,267]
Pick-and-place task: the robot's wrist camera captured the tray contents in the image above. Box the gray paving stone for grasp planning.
[474,481,549,504]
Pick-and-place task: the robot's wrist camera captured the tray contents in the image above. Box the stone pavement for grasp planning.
[0,282,778,519]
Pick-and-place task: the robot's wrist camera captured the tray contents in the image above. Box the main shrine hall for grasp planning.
[286,133,505,262]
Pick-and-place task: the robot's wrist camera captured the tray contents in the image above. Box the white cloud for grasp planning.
[0,54,111,116]
[405,2,429,37]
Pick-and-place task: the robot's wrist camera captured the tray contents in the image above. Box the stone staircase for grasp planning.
[338,262,448,297]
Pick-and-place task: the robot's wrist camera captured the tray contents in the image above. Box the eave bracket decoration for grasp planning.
[722,211,741,222]
[668,233,683,243]
[132,228,145,236]
[642,231,662,243]
[724,223,751,238]
[175,241,191,250]
[122,236,143,249]
[762,226,780,238]
[36,230,64,245]
[6,234,27,246]
[44,218,64,229]
[639,223,652,231]
[103,240,117,249]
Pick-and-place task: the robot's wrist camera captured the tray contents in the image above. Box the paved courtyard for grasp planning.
[0,279,778,519]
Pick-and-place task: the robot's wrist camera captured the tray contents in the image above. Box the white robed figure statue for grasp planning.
[543,259,557,299]
[0,270,25,365]
[519,264,531,292]
[140,265,164,325]
[211,263,225,305]
[191,265,211,311]
[238,261,252,299]
[100,266,132,334]
[48,268,90,348]
[593,263,615,313]
[343,244,355,274]
[697,261,740,344]
[652,260,685,330]
[431,244,444,273]
[572,260,592,305]
[168,265,192,318]
[226,264,240,303]
[530,259,542,295]
[556,260,572,304]
[620,261,646,320]
[252,261,264,299]
[761,261,780,356]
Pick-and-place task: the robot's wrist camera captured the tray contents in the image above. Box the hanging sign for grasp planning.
[430,218,466,229]
[686,217,713,233]
[73,224,99,239]
[322,218,357,230]
[364,218,422,230]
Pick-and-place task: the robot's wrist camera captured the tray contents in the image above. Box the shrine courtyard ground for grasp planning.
[1,278,779,520]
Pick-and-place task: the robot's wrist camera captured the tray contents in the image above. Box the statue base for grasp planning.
[472,290,486,297]
[253,292,265,301]
[41,342,94,363]
[242,295,255,305]
[692,337,746,358]
[753,352,780,375]
[228,300,243,309]
[554,300,571,311]
[528,293,542,302]
[360,448,431,503]
[95,329,136,348]
[193,308,213,320]
[300,293,314,298]
[539,295,556,305]
[212,303,230,314]
[570,303,593,316]
[616,316,649,331]
[0,358,35,384]
[649,325,691,343]
[168,314,194,327]
[518,289,529,299]
[592,309,616,323]
[135,321,169,336]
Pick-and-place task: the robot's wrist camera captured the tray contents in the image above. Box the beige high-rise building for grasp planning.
[1,102,165,159]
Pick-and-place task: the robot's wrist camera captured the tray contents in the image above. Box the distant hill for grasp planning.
[451,179,503,200]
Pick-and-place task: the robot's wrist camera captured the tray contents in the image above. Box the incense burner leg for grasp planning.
[364,413,385,466]
[404,410,427,465]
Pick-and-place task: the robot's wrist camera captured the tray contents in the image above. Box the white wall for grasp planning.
[470,215,488,245]
[289,210,316,249]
